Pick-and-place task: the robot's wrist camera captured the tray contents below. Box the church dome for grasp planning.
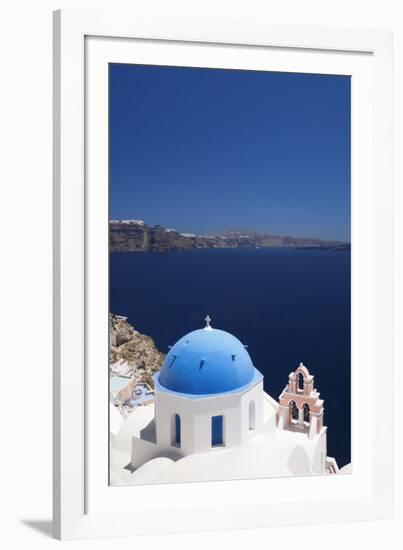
[157,320,256,395]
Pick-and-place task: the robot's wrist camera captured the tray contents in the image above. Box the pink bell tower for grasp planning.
[277,363,324,439]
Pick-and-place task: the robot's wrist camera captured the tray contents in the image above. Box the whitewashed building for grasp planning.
[131,316,264,468]
[126,317,338,480]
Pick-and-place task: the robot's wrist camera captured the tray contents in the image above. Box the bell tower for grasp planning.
[277,363,324,439]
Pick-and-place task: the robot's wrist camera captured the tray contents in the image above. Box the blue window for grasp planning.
[211,415,224,446]
[175,414,181,445]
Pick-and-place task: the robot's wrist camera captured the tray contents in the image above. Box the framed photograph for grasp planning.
[53,10,393,540]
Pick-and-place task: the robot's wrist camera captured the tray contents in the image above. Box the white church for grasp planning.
[110,316,345,486]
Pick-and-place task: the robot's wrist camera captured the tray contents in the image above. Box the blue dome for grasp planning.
[157,327,256,395]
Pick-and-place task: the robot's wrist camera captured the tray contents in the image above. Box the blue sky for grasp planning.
[109,64,350,241]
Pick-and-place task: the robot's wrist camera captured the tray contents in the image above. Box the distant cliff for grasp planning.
[109,220,197,252]
[109,313,165,388]
[110,220,348,253]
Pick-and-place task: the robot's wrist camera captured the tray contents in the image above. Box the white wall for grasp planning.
[153,381,263,455]
[0,1,401,549]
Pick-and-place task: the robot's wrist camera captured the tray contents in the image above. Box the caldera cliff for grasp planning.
[109,313,165,389]
[109,220,349,253]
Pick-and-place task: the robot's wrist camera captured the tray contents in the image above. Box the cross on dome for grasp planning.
[204,315,213,331]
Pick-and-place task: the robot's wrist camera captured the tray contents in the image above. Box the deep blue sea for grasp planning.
[110,247,351,468]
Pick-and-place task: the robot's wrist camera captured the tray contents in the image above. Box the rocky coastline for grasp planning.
[109,220,349,253]
[109,313,165,389]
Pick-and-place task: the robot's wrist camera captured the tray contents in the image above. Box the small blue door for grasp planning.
[211,415,223,446]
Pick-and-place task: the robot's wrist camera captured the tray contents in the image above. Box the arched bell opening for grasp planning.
[297,372,304,392]
[289,400,298,423]
[303,403,310,424]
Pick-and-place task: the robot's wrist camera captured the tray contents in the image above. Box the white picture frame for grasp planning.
[53,9,393,540]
